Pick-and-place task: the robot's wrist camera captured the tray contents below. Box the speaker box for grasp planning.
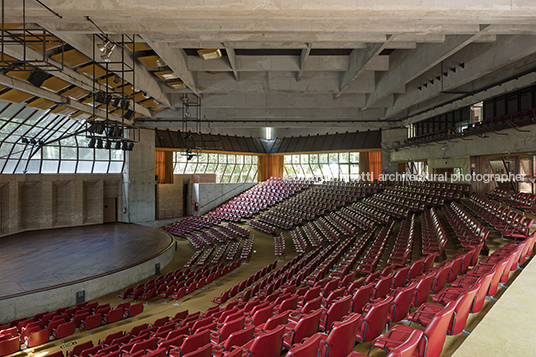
[76,290,85,304]
[28,70,49,87]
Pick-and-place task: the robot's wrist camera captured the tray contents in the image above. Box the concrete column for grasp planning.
[381,128,407,178]
[126,129,156,224]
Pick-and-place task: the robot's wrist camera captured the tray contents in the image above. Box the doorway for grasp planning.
[103,197,117,223]
[183,183,189,216]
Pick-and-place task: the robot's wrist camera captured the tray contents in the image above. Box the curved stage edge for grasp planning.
[0,224,176,322]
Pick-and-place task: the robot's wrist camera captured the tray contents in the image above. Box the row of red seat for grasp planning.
[362,197,410,219]
[356,222,394,274]
[314,217,342,243]
[443,202,490,248]
[387,215,415,267]
[336,208,375,232]
[247,219,276,234]
[330,231,375,279]
[464,195,534,239]
[274,233,285,257]
[0,301,143,355]
[161,216,221,237]
[348,202,390,225]
[488,188,536,213]
[421,208,448,256]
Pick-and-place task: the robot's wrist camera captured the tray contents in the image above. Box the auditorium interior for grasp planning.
[2,1,536,357]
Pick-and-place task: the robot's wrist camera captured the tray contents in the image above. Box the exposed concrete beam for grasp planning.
[0,73,128,124]
[363,29,493,110]
[388,35,536,119]
[140,35,200,97]
[297,43,312,82]
[38,24,171,109]
[223,43,239,82]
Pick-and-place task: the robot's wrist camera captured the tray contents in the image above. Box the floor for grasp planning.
[0,223,172,299]
[3,201,533,357]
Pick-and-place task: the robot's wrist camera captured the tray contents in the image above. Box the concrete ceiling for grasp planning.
[5,0,536,137]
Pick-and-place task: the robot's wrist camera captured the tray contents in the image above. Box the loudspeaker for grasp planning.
[123,109,134,120]
[155,263,161,275]
[76,290,85,304]
[28,70,49,87]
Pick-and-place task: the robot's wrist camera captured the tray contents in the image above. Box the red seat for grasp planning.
[282,310,322,348]
[387,285,415,328]
[410,283,479,335]
[181,343,211,357]
[214,326,255,357]
[53,320,75,343]
[80,313,102,335]
[249,305,273,327]
[118,287,133,300]
[103,308,123,324]
[172,287,187,306]
[67,340,93,357]
[25,329,49,347]
[210,316,245,344]
[257,311,289,332]
[373,302,456,357]
[124,302,143,321]
[408,272,435,307]
[99,331,124,347]
[0,337,20,357]
[373,273,394,299]
[169,329,210,357]
[351,329,423,357]
[351,283,374,314]
[285,333,322,357]
[317,313,361,357]
[391,266,411,289]
[319,295,352,332]
[355,296,393,342]
[241,325,285,357]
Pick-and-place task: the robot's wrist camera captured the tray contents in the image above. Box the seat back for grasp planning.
[431,265,450,294]
[277,296,298,313]
[390,286,415,323]
[182,343,211,357]
[420,302,456,357]
[389,329,424,357]
[450,283,479,335]
[357,296,393,342]
[324,295,352,331]
[55,321,75,339]
[180,330,210,356]
[374,273,394,299]
[26,329,49,348]
[447,256,464,283]
[222,326,255,351]
[352,283,374,314]
[411,272,434,307]
[251,305,273,326]
[408,258,425,280]
[103,331,123,346]
[301,295,322,314]
[325,287,346,306]
[0,337,20,356]
[106,309,123,324]
[285,333,322,357]
[392,266,411,289]
[323,280,340,297]
[423,254,437,273]
[262,311,289,331]
[245,325,285,357]
[71,340,93,357]
[303,286,322,303]
[128,302,144,317]
[292,310,322,344]
[324,314,361,357]
[220,316,246,342]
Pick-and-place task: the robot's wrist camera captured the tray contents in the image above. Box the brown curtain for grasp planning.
[258,155,284,181]
[369,151,382,182]
[155,150,174,184]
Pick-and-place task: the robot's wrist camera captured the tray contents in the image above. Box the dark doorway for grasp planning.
[183,183,189,216]
[103,198,117,223]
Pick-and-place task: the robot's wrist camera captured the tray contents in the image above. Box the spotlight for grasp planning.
[112,97,122,107]
[113,75,121,84]
[184,112,191,118]
[123,109,134,120]
[95,92,106,103]
[88,137,96,148]
[127,142,134,151]
[96,138,104,149]
[115,141,122,150]
[187,154,194,161]
[105,141,112,149]
[120,99,130,111]
[38,140,46,146]
[122,141,129,150]
[30,138,38,145]
[460,62,465,69]
[184,131,192,139]
[95,122,105,134]
[99,41,116,62]
[21,137,29,144]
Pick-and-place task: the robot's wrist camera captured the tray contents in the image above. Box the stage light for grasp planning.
[120,99,130,111]
[21,137,29,144]
[88,137,96,148]
[122,141,129,150]
[123,109,134,120]
[115,141,122,150]
[105,141,112,149]
[127,142,134,151]
[30,138,38,145]
[95,91,106,103]
[96,138,103,149]
[99,41,116,62]
[112,97,122,107]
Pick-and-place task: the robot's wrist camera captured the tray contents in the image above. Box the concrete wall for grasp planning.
[381,128,407,177]
[126,129,156,224]
[156,174,217,219]
[428,157,472,183]
[194,182,257,215]
[0,174,122,238]
[0,237,175,322]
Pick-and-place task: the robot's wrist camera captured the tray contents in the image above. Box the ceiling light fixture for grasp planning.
[99,41,116,62]
[197,49,222,60]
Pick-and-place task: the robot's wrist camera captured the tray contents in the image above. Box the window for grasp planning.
[173,151,258,183]
[0,101,124,174]
[283,152,359,181]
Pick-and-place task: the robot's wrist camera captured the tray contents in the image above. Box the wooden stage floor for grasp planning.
[0,223,172,299]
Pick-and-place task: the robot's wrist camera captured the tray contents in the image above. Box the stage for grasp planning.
[0,223,175,321]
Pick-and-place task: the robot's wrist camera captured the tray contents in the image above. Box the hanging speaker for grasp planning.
[28,70,49,87]
[123,109,134,120]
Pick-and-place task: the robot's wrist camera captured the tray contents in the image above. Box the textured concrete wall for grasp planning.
[127,129,156,224]
[0,239,175,322]
[195,182,257,215]
[0,174,122,238]
[381,128,407,176]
